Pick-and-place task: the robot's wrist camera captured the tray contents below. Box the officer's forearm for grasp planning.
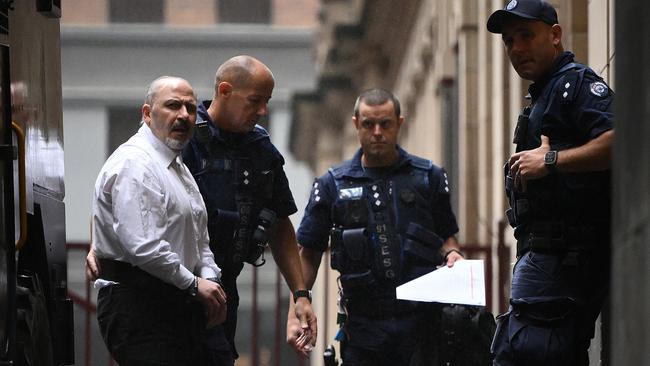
[298,245,323,290]
[557,130,613,172]
[270,217,306,292]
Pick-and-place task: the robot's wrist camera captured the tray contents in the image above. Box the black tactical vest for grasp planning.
[190,120,277,271]
[328,156,445,299]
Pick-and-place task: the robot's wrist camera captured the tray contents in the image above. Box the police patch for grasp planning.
[589,81,609,97]
[506,0,517,10]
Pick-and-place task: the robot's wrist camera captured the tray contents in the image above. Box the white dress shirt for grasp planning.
[92,123,220,290]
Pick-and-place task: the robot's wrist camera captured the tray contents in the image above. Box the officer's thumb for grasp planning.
[540,135,551,148]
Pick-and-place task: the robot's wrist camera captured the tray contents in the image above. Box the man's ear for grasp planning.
[142,104,152,126]
[397,116,405,128]
[551,24,562,46]
[352,115,360,130]
[217,82,233,98]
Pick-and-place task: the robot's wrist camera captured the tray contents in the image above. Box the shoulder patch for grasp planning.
[589,81,609,98]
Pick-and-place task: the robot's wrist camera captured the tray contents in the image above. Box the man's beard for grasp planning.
[165,119,190,151]
[164,137,188,151]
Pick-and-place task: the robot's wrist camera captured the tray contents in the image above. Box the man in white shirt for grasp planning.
[93,76,227,365]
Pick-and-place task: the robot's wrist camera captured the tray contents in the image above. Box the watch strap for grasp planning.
[293,289,312,303]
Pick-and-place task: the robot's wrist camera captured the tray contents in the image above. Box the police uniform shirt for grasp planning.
[92,123,221,290]
[528,51,613,145]
[182,101,298,254]
[297,147,459,252]
[522,51,614,230]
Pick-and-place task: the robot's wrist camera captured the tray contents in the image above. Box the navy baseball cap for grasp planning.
[487,0,558,34]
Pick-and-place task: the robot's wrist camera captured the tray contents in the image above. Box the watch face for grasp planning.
[545,151,557,165]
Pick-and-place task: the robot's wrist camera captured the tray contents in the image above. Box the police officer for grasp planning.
[88,56,316,365]
[287,88,463,365]
[487,1,614,365]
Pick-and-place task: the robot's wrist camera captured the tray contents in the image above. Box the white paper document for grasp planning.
[396,259,486,306]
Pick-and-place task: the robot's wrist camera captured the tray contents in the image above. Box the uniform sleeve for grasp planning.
[430,167,459,240]
[296,175,336,252]
[544,70,614,143]
[268,148,298,218]
[105,157,195,290]
[572,73,614,140]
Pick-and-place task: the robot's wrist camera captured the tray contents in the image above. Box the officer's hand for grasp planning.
[85,249,100,281]
[287,299,317,358]
[197,278,227,328]
[508,135,552,192]
[445,250,464,267]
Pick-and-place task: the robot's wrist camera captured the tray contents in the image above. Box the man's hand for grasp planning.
[508,135,551,192]
[444,249,464,267]
[85,249,100,281]
[197,278,227,328]
[286,298,317,358]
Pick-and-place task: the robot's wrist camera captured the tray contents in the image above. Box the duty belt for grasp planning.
[345,298,419,318]
[516,222,601,258]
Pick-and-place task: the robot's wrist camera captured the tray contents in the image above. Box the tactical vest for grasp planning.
[328,156,445,299]
[191,119,277,271]
[506,62,611,245]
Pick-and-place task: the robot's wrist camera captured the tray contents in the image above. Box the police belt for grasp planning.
[346,298,419,318]
[516,222,600,258]
[98,258,188,299]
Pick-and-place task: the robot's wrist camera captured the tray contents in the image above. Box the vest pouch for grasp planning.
[403,239,441,265]
[342,228,368,261]
[405,222,443,249]
[329,228,346,271]
[339,270,376,298]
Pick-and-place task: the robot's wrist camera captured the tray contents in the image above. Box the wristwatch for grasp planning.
[544,150,558,173]
[293,289,312,303]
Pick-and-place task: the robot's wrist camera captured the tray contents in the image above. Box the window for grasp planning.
[109,0,163,23]
[217,0,270,24]
[107,107,141,156]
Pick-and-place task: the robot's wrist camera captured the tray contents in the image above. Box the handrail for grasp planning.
[11,121,27,251]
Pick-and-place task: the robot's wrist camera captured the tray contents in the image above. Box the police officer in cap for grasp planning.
[487,1,614,365]
[287,88,463,365]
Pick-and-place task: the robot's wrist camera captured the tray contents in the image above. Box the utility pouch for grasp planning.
[513,112,530,146]
[330,228,345,271]
[339,270,375,288]
[342,228,368,261]
[405,222,443,248]
[513,106,531,148]
[403,239,440,264]
[510,296,577,326]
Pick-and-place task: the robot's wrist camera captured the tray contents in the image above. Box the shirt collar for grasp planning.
[139,123,180,168]
[529,51,575,100]
[343,146,411,179]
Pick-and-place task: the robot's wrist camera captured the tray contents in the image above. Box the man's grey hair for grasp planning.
[144,76,195,105]
[353,88,401,119]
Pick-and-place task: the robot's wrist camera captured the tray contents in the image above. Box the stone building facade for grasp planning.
[290,1,625,365]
